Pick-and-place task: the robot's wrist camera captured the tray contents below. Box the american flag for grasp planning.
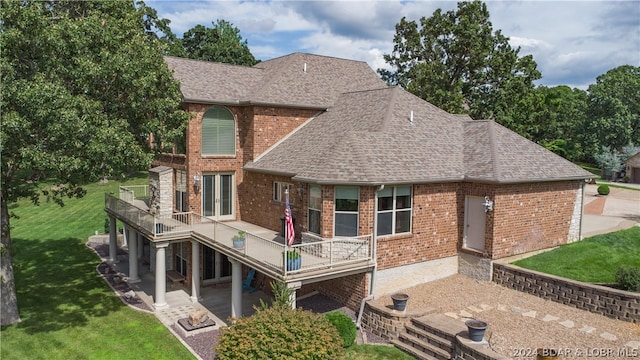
[285,189,295,246]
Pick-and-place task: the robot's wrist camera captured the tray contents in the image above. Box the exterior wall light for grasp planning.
[483,196,494,212]
[193,173,201,192]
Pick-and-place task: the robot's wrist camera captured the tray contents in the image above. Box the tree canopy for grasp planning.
[379,0,541,129]
[585,65,640,156]
[0,0,189,325]
[169,19,258,66]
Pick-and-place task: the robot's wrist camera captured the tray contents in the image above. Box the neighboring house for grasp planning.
[104,53,594,315]
[625,152,640,183]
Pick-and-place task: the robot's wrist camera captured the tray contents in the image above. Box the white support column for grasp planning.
[287,281,302,309]
[108,216,118,264]
[230,259,243,318]
[137,235,144,260]
[190,239,201,302]
[154,242,168,309]
[128,229,140,283]
[122,223,128,248]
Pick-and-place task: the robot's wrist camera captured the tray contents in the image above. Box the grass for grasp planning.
[2,172,409,359]
[513,227,640,283]
[1,172,194,360]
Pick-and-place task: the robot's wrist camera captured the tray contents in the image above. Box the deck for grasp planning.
[105,191,375,285]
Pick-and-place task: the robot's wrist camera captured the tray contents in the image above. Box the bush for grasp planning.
[215,306,344,360]
[616,267,640,292]
[324,311,356,348]
[597,184,610,195]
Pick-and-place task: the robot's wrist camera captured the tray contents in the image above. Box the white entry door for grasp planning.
[202,173,234,220]
[464,196,486,251]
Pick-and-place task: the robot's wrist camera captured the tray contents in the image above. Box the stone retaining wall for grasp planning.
[493,263,639,323]
[359,301,421,340]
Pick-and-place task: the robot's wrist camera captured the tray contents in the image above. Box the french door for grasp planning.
[202,173,234,220]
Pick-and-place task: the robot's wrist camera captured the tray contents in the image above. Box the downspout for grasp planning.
[356,184,383,329]
[579,180,585,240]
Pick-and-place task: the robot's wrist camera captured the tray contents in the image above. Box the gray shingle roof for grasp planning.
[246,87,593,184]
[165,53,387,108]
[164,56,263,104]
[166,53,592,184]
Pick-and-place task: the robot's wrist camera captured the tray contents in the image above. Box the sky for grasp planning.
[147,0,640,90]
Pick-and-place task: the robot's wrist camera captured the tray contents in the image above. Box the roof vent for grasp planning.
[303,62,307,73]
[409,110,414,125]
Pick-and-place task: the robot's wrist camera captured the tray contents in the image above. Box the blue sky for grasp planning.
[147,0,640,90]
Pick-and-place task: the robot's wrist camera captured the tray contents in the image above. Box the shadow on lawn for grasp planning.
[12,236,124,334]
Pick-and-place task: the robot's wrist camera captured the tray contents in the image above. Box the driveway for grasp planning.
[581,183,640,238]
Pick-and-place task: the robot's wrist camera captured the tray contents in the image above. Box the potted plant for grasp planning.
[232,231,246,249]
[285,250,301,271]
[465,319,488,342]
[390,293,409,311]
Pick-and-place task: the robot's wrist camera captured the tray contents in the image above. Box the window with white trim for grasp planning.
[273,181,293,203]
[334,187,359,237]
[308,185,321,234]
[202,106,235,155]
[175,170,187,212]
[377,186,412,236]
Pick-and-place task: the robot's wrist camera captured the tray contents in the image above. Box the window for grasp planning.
[377,186,412,236]
[203,173,234,219]
[175,242,188,276]
[308,185,321,234]
[175,170,187,212]
[201,106,235,155]
[334,187,359,237]
[273,181,293,203]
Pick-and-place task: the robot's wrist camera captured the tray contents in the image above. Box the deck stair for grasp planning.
[391,313,466,360]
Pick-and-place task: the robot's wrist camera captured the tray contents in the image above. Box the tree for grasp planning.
[584,65,640,158]
[0,0,189,326]
[379,0,540,131]
[172,19,258,66]
[531,86,588,161]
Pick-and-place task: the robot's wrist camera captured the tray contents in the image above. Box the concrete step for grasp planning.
[394,332,452,360]
[405,323,454,351]
[412,313,467,343]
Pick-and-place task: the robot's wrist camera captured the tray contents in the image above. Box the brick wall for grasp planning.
[313,273,369,311]
[376,183,460,270]
[493,263,640,323]
[176,104,316,219]
[240,172,305,236]
[490,181,583,259]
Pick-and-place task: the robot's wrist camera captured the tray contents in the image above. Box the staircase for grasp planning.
[391,313,466,360]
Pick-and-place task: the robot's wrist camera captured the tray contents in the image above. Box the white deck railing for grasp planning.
[119,185,149,203]
[105,192,373,276]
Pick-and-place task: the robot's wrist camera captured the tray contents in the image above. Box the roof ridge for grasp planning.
[488,120,502,181]
[380,87,401,132]
[246,55,297,100]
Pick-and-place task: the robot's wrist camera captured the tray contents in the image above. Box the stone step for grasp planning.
[405,323,454,351]
[391,339,439,360]
[412,313,467,343]
[394,332,452,360]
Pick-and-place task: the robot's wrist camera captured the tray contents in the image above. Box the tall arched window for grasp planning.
[201,106,235,155]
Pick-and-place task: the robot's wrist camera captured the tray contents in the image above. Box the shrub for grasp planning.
[616,267,640,292]
[597,184,610,195]
[324,311,356,348]
[215,306,344,360]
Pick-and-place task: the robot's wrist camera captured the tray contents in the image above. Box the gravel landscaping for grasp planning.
[370,274,640,359]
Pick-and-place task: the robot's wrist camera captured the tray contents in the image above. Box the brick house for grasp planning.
[105,53,593,314]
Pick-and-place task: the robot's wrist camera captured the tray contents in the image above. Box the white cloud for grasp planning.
[148,0,640,89]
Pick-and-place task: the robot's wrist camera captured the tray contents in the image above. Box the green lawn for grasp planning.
[512,227,640,283]
[1,173,410,359]
[1,173,195,360]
